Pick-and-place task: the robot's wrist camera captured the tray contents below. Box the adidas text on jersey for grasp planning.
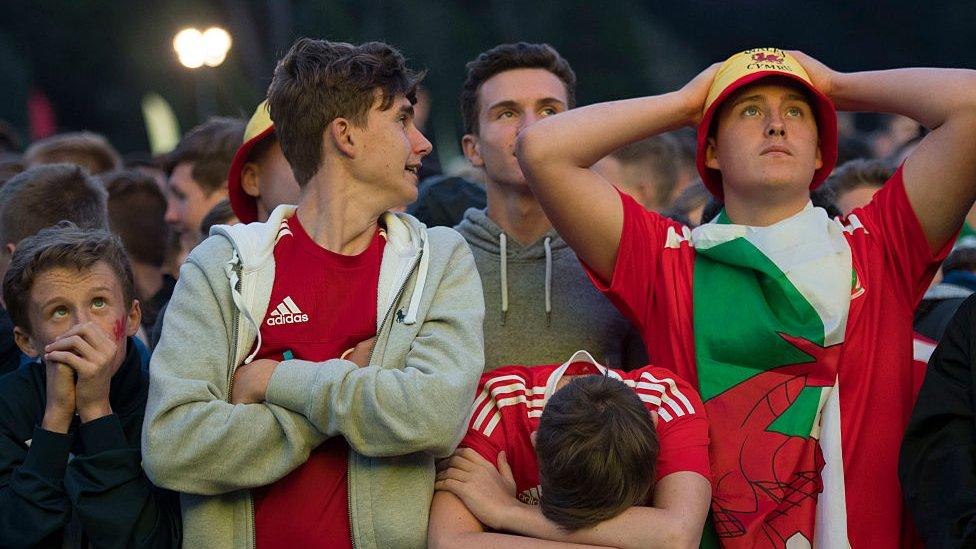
[266,296,309,326]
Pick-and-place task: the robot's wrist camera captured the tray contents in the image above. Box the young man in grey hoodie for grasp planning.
[455,42,645,372]
[142,38,485,549]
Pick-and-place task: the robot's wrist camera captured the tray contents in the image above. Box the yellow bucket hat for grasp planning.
[227,100,276,223]
[695,48,838,199]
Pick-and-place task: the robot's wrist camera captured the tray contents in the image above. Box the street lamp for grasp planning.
[173,27,232,69]
[173,26,232,122]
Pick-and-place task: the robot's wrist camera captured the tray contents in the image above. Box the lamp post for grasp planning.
[173,27,232,122]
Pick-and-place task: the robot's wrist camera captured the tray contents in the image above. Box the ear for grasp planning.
[330,118,357,159]
[13,326,38,358]
[529,431,537,448]
[461,134,485,168]
[815,139,823,170]
[241,162,261,198]
[125,300,142,337]
[5,243,15,255]
[705,137,721,170]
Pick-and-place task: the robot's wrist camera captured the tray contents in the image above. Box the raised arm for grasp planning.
[516,64,718,282]
[794,52,976,252]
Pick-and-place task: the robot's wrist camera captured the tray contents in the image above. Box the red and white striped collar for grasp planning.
[542,350,624,401]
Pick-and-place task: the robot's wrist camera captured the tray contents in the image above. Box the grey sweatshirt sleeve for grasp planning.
[141,253,326,495]
[265,232,485,458]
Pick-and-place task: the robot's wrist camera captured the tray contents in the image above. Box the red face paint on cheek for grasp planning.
[113,317,126,342]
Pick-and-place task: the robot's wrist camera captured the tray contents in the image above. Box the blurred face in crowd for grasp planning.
[165,162,227,238]
[348,92,432,208]
[462,68,568,189]
[834,185,882,216]
[13,261,140,367]
[241,138,301,222]
[706,80,822,200]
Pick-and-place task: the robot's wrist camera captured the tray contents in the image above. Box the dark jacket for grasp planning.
[900,294,976,548]
[0,338,180,548]
[0,308,21,377]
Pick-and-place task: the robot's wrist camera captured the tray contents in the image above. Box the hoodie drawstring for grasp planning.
[498,232,552,326]
[500,233,508,325]
[544,236,552,327]
[225,250,263,364]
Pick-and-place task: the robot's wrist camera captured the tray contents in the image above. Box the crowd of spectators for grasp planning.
[0,39,974,548]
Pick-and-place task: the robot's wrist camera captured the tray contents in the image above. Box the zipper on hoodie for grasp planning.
[221,260,258,549]
[364,247,423,367]
[349,244,423,547]
[225,262,243,403]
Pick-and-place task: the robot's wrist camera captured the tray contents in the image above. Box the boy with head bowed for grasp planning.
[429,350,712,548]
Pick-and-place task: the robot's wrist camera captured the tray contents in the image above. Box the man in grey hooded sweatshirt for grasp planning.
[454,42,645,372]
[142,39,485,548]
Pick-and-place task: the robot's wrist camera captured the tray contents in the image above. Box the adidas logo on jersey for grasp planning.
[267,296,309,326]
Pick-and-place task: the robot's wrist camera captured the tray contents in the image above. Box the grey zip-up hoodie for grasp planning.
[454,207,646,372]
[142,205,484,548]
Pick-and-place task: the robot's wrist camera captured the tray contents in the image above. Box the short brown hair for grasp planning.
[3,222,135,333]
[165,117,244,195]
[24,131,122,175]
[664,178,711,226]
[461,43,577,136]
[102,169,170,268]
[0,163,108,247]
[823,158,894,200]
[611,135,681,209]
[268,38,423,186]
[199,198,237,239]
[535,375,659,531]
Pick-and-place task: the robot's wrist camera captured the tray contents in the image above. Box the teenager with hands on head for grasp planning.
[517,48,976,547]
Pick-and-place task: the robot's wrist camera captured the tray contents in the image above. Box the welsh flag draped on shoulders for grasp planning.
[692,202,853,549]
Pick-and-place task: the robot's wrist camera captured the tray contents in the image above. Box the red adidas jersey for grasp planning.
[251,214,385,549]
[460,359,710,506]
[586,167,950,548]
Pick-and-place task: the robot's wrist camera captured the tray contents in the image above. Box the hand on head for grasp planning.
[679,62,722,127]
[787,51,838,99]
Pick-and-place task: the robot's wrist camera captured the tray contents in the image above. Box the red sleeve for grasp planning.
[646,368,711,481]
[581,189,684,334]
[655,414,711,481]
[457,371,522,468]
[853,165,955,306]
[458,429,502,468]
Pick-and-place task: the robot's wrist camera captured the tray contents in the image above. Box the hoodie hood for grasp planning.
[455,207,571,326]
[209,205,432,362]
[455,207,568,258]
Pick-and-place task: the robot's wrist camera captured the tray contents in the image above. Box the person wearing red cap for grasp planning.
[227,100,300,224]
[515,48,976,548]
